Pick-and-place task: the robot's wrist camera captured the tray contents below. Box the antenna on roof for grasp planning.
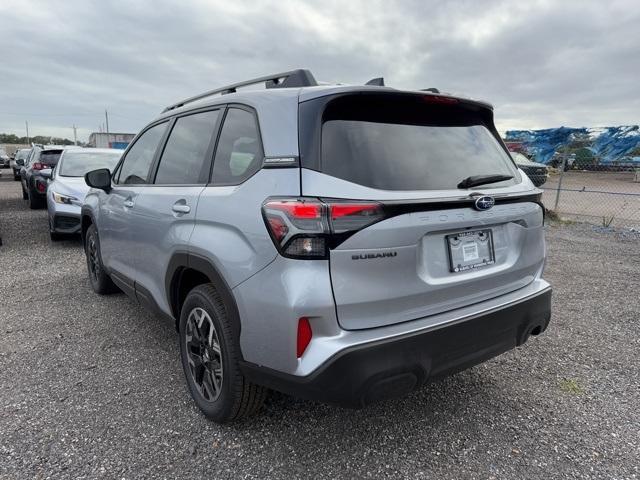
[365,77,385,86]
[162,69,318,113]
[421,88,440,93]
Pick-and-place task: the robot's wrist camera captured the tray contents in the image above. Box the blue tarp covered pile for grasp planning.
[505,126,640,164]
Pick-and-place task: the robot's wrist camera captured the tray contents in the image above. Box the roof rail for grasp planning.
[162,69,318,113]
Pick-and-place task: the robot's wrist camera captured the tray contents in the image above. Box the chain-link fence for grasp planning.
[540,160,640,229]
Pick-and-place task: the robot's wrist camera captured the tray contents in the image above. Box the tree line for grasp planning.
[0,133,76,145]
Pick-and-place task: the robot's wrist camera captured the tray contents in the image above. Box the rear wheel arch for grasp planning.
[167,253,242,340]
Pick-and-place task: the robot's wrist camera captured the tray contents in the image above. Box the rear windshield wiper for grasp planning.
[457,174,513,189]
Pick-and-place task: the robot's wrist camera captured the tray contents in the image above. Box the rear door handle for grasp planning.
[172,203,191,214]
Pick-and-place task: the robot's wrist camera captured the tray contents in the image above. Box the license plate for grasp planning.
[446,229,495,273]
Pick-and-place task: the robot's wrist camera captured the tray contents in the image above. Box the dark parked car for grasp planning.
[511,152,548,187]
[20,146,65,209]
[10,148,30,180]
[0,150,10,168]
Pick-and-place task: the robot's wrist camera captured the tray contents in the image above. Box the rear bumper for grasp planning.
[241,287,552,408]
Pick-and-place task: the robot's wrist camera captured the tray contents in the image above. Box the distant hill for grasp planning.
[504,126,640,165]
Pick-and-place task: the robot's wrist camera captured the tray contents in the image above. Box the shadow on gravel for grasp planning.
[239,366,500,432]
[50,236,84,248]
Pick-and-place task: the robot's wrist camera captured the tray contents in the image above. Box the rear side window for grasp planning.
[318,95,518,191]
[211,108,263,185]
[39,150,62,166]
[117,122,167,184]
[154,110,219,185]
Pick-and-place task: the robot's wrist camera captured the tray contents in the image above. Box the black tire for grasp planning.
[28,186,45,209]
[179,284,267,423]
[21,182,28,200]
[84,224,118,294]
[13,173,20,181]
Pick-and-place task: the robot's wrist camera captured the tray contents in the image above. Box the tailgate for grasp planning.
[328,201,544,330]
[298,90,545,331]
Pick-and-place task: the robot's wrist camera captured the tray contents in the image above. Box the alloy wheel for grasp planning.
[185,307,224,402]
[87,235,100,283]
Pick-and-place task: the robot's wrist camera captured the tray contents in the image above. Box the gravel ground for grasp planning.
[1,175,639,479]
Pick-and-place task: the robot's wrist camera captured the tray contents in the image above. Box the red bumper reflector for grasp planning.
[296,317,312,358]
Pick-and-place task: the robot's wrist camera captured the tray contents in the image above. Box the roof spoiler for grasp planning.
[365,77,385,86]
[162,69,318,113]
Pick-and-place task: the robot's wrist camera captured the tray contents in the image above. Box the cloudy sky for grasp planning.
[1,0,638,141]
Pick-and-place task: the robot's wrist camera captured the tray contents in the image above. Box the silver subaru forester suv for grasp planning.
[82,69,552,423]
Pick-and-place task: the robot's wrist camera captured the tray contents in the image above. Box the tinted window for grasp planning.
[154,110,219,184]
[59,151,122,177]
[320,95,518,191]
[117,122,167,184]
[34,150,62,166]
[212,108,263,185]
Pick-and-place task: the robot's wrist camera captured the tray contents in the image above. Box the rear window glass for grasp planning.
[320,95,518,191]
[59,151,122,177]
[39,151,62,166]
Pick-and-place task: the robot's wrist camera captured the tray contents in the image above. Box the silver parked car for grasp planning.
[47,148,122,240]
[81,69,552,423]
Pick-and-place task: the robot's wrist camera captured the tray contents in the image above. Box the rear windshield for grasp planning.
[319,95,518,191]
[59,151,122,177]
[39,150,63,166]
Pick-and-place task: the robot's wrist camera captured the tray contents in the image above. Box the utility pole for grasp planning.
[105,109,110,135]
[25,120,30,145]
[73,125,78,145]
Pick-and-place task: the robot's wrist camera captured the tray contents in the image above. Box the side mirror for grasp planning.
[85,168,112,193]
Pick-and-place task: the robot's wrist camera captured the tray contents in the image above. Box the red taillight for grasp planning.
[268,201,322,219]
[36,181,47,193]
[33,162,45,170]
[328,202,384,234]
[262,198,385,258]
[296,317,312,358]
[267,216,289,242]
[330,203,380,219]
[263,199,327,258]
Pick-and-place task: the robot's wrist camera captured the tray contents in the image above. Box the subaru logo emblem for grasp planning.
[474,196,495,211]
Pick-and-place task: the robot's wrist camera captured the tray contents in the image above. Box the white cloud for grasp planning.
[0,0,638,141]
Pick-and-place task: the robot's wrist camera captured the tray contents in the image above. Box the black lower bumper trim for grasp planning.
[53,214,81,233]
[241,288,552,408]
